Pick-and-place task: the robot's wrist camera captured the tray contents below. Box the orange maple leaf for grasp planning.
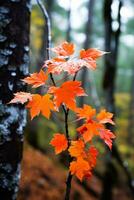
[79,48,105,70]
[97,109,115,125]
[50,133,68,154]
[26,94,55,119]
[86,146,98,168]
[8,92,32,104]
[68,140,85,158]
[51,41,75,57]
[69,157,90,181]
[76,104,96,121]
[99,129,115,149]
[77,121,102,143]
[22,70,48,88]
[80,48,105,60]
[48,81,86,110]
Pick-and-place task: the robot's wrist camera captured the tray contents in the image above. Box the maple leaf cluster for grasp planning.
[9,41,115,182]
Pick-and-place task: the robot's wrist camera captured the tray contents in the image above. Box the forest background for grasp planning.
[0,0,134,199]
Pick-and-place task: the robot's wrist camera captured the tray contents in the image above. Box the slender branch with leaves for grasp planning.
[9,41,115,200]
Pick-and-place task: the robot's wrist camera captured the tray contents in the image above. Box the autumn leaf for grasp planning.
[45,58,97,75]
[8,92,32,104]
[44,57,66,75]
[46,59,81,75]
[51,41,75,57]
[50,133,68,154]
[79,48,105,70]
[80,48,105,60]
[76,104,96,121]
[77,121,102,143]
[48,81,86,110]
[22,70,48,88]
[97,109,115,125]
[86,146,98,168]
[68,140,85,158]
[99,129,115,149]
[26,94,55,119]
[69,157,90,181]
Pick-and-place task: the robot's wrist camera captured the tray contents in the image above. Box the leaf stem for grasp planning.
[64,108,70,147]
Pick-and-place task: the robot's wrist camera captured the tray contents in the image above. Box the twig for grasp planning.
[64,72,79,200]
[36,0,51,60]
[65,172,73,200]
[37,0,56,86]
[64,108,73,200]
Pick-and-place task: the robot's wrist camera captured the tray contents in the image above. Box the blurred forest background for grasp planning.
[20,0,134,199]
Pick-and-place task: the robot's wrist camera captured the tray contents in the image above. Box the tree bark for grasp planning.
[101,1,122,200]
[0,0,31,199]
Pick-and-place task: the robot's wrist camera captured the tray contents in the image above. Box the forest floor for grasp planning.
[18,145,133,200]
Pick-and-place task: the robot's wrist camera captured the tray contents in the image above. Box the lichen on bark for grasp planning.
[0,0,31,199]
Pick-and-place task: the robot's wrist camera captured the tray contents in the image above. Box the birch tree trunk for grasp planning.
[0,0,31,199]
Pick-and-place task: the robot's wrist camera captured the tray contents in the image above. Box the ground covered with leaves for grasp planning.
[18,145,132,200]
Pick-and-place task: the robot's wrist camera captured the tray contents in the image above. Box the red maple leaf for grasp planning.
[48,81,86,110]
[50,133,68,154]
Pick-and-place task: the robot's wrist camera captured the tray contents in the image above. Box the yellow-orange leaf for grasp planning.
[69,157,90,181]
[26,94,55,119]
[50,133,68,154]
[8,92,32,104]
[76,104,96,121]
[68,140,85,158]
[48,81,86,110]
[51,41,75,57]
[22,70,48,88]
[97,109,115,125]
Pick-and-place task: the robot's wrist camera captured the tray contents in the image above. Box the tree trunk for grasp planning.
[101,1,122,200]
[0,1,31,199]
[128,65,134,144]
[66,0,71,42]
[79,0,95,107]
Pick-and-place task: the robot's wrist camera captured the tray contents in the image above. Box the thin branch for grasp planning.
[64,71,80,200]
[37,0,56,86]
[64,108,73,200]
[65,172,73,200]
[36,0,51,60]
